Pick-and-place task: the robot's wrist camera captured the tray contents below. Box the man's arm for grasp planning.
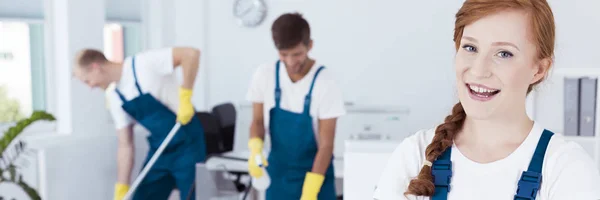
[311,118,337,174]
[250,103,266,140]
[116,124,135,185]
[172,47,201,89]
[171,47,201,124]
[248,102,268,177]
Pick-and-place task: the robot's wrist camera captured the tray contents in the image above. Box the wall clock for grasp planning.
[233,0,268,28]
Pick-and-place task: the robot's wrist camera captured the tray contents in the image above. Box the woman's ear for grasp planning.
[531,57,552,84]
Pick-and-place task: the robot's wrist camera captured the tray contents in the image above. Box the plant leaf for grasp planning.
[0,111,54,199]
[0,111,55,160]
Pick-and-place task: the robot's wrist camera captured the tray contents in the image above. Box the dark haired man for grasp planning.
[246,13,346,200]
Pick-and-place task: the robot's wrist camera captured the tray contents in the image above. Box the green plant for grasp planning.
[0,85,25,123]
[0,111,55,200]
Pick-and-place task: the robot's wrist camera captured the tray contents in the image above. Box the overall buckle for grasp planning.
[514,171,542,200]
[431,159,452,191]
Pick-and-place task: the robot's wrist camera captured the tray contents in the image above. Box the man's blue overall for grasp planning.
[115,57,207,200]
[264,60,337,200]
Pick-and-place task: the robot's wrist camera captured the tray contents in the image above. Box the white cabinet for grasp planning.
[343,140,400,200]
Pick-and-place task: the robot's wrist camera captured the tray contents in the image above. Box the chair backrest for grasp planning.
[195,112,226,156]
[211,103,236,152]
[212,103,236,127]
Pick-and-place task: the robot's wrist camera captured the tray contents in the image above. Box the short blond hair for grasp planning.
[75,49,108,69]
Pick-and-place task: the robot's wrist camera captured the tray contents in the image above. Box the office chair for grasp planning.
[195,111,252,199]
[211,103,255,196]
[196,112,226,158]
[211,102,236,152]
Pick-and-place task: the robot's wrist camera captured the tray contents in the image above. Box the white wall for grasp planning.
[166,0,600,135]
[141,0,210,110]
[548,0,600,70]
[170,0,463,135]
[106,0,141,22]
[8,128,149,200]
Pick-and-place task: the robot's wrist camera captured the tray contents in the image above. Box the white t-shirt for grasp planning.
[245,60,346,140]
[373,122,600,200]
[106,48,181,130]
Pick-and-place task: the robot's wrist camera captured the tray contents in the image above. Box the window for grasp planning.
[0,21,47,130]
[103,22,142,62]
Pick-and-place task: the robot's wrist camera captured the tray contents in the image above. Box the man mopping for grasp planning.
[73,47,206,200]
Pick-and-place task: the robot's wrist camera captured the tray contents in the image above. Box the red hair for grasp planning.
[404,0,555,197]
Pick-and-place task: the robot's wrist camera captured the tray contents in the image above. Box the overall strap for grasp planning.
[514,129,554,200]
[431,146,452,200]
[274,60,282,108]
[131,56,143,95]
[115,89,127,102]
[303,66,325,114]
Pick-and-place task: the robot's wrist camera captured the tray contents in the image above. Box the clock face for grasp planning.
[233,0,268,28]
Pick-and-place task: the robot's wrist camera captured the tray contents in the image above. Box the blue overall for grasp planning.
[431,129,554,200]
[265,60,337,200]
[115,57,207,200]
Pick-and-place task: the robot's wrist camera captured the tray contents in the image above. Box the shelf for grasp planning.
[531,67,600,137]
[532,67,600,170]
[563,136,599,141]
[553,67,600,77]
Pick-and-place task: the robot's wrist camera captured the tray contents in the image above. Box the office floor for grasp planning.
[170,189,244,200]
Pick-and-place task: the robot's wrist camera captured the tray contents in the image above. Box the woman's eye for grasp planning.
[462,45,476,52]
[497,51,514,58]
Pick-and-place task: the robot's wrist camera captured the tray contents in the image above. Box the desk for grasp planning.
[204,140,397,200]
[204,151,345,200]
[206,151,345,178]
[205,151,249,172]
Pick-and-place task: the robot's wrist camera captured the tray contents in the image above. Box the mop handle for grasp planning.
[123,123,182,200]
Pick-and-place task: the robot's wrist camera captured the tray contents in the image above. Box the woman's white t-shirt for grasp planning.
[373,122,600,200]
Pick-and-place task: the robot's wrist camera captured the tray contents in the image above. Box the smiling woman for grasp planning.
[372,0,600,200]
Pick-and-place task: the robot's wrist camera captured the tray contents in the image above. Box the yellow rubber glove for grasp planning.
[248,137,268,178]
[300,172,325,200]
[177,87,194,125]
[114,183,129,200]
